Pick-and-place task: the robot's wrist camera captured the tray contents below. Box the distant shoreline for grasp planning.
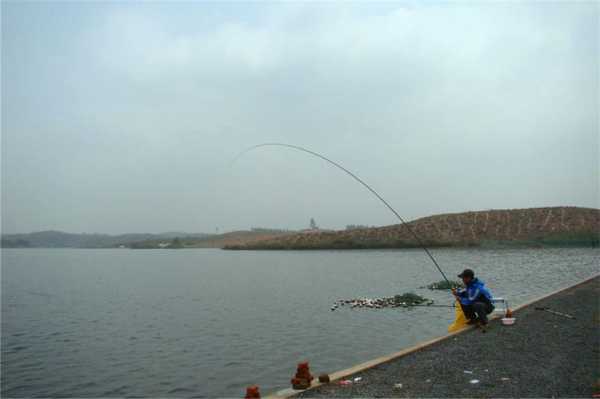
[224,206,600,250]
[3,206,598,250]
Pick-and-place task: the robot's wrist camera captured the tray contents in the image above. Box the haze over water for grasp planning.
[2,248,597,397]
[2,2,598,235]
[2,2,598,398]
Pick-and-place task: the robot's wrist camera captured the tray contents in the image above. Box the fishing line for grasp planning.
[232,143,451,286]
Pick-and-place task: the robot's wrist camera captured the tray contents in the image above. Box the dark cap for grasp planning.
[458,269,474,279]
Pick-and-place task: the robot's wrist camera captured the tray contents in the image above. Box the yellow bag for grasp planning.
[448,300,468,332]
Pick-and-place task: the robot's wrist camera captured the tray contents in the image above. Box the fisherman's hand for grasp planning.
[451,288,458,297]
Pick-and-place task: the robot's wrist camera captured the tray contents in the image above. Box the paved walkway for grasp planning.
[295,276,600,398]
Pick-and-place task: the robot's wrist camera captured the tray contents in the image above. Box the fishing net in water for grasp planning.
[332,292,433,310]
[393,292,430,305]
[423,279,463,290]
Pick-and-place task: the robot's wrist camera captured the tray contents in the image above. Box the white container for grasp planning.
[501,317,516,326]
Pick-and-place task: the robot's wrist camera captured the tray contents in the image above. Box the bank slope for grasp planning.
[224,207,599,250]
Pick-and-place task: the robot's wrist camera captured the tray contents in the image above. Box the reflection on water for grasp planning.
[2,247,598,397]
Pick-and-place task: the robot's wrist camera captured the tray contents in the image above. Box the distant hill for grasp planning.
[0,231,211,248]
[224,207,600,250]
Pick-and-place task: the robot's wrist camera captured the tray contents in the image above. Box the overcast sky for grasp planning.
[2,2,598,234]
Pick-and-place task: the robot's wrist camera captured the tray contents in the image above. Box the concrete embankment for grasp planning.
[269,275,600,398]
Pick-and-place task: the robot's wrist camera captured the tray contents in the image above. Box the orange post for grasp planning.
[244,385,260,399]
[291,362,314,389]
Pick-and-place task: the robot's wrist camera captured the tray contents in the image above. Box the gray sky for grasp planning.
[2,2,598,234]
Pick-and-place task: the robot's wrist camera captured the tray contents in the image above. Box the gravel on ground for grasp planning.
[296,276,600,398]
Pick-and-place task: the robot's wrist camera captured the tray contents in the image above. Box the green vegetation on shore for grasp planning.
[126,229,293,249]
[4,207,597,250]
[0,229,292,249]
[0,231,211,249]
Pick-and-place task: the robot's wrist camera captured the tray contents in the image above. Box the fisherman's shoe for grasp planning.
[477,321,488,333]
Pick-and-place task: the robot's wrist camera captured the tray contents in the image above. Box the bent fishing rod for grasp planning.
[233,143,451,286]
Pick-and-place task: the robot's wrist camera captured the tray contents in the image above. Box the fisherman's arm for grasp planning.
[467,287,481,301]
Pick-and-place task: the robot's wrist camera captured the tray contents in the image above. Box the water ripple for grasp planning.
[1,247,597,397]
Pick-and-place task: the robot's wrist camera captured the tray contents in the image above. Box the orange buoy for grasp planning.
[244,385,260,399]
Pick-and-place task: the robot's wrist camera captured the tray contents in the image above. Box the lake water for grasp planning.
[2,247,598,397]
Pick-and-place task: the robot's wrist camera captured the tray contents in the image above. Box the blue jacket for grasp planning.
[456,278,493,305]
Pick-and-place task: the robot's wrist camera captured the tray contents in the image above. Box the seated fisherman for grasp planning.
[452,269,494,326]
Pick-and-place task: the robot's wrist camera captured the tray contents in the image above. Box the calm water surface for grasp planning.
[2,248,598,397]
